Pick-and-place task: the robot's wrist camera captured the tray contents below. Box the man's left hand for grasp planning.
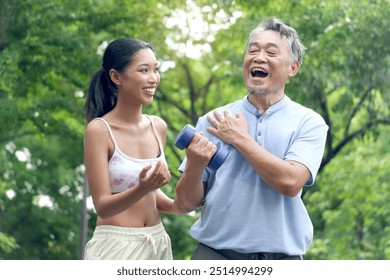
[207,110,248,145]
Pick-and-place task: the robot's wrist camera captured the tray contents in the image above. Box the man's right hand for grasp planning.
[186,133,217,169]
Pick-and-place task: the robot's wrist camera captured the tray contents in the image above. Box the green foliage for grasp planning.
[0,0,389,259]
[0,232,19,259]
[306,128,390,259]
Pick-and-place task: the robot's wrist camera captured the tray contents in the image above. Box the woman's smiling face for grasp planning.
[116,48,160,106]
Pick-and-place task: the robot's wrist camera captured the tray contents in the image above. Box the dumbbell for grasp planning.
[174,124,229,171]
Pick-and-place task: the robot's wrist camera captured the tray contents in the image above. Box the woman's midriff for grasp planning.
[96,192,160,228]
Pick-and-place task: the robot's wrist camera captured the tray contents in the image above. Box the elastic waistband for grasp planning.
[92,223,167,241]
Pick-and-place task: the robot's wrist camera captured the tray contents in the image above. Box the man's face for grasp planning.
[242,30,299,96]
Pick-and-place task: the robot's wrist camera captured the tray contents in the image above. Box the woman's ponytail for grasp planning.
[84,68,117,123]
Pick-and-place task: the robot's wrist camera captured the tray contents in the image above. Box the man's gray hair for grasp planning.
[247,17,306,65]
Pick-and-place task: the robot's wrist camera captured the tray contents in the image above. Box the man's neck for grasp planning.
[248,93,285,112]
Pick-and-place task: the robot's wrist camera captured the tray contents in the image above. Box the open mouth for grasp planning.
[251,68,268,78]
[143,88,156,94]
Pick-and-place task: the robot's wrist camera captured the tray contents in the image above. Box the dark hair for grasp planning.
[84,38,154,123]
[247,17,306,65]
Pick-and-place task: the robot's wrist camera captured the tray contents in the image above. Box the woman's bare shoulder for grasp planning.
[148,115,167,131]
[85,118,110,140]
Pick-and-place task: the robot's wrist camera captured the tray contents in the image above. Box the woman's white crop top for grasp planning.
[96,116,166,193]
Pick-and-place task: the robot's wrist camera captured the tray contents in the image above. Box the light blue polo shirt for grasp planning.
[179,95,328,255]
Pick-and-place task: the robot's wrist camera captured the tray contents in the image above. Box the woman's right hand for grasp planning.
[138,160,171,191]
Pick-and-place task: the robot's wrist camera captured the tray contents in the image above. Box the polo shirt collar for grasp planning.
[243,94,290,116]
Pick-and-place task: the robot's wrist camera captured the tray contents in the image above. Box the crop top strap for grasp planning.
[144,115,164,156]
[94,118,118,147]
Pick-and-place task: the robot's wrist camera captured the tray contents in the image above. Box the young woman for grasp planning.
[83,38,215,260]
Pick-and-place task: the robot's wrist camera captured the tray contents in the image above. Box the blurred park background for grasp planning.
[0,0,389,260]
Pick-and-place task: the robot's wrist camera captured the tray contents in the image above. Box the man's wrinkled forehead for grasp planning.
[246,30,289,51]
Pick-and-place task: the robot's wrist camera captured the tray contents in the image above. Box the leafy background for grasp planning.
[0,0,389,259]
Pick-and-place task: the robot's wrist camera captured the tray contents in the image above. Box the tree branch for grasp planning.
[155,88,190,118]
[319,117,390,172]
[181,62,199,123]
[344,88,372,137]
